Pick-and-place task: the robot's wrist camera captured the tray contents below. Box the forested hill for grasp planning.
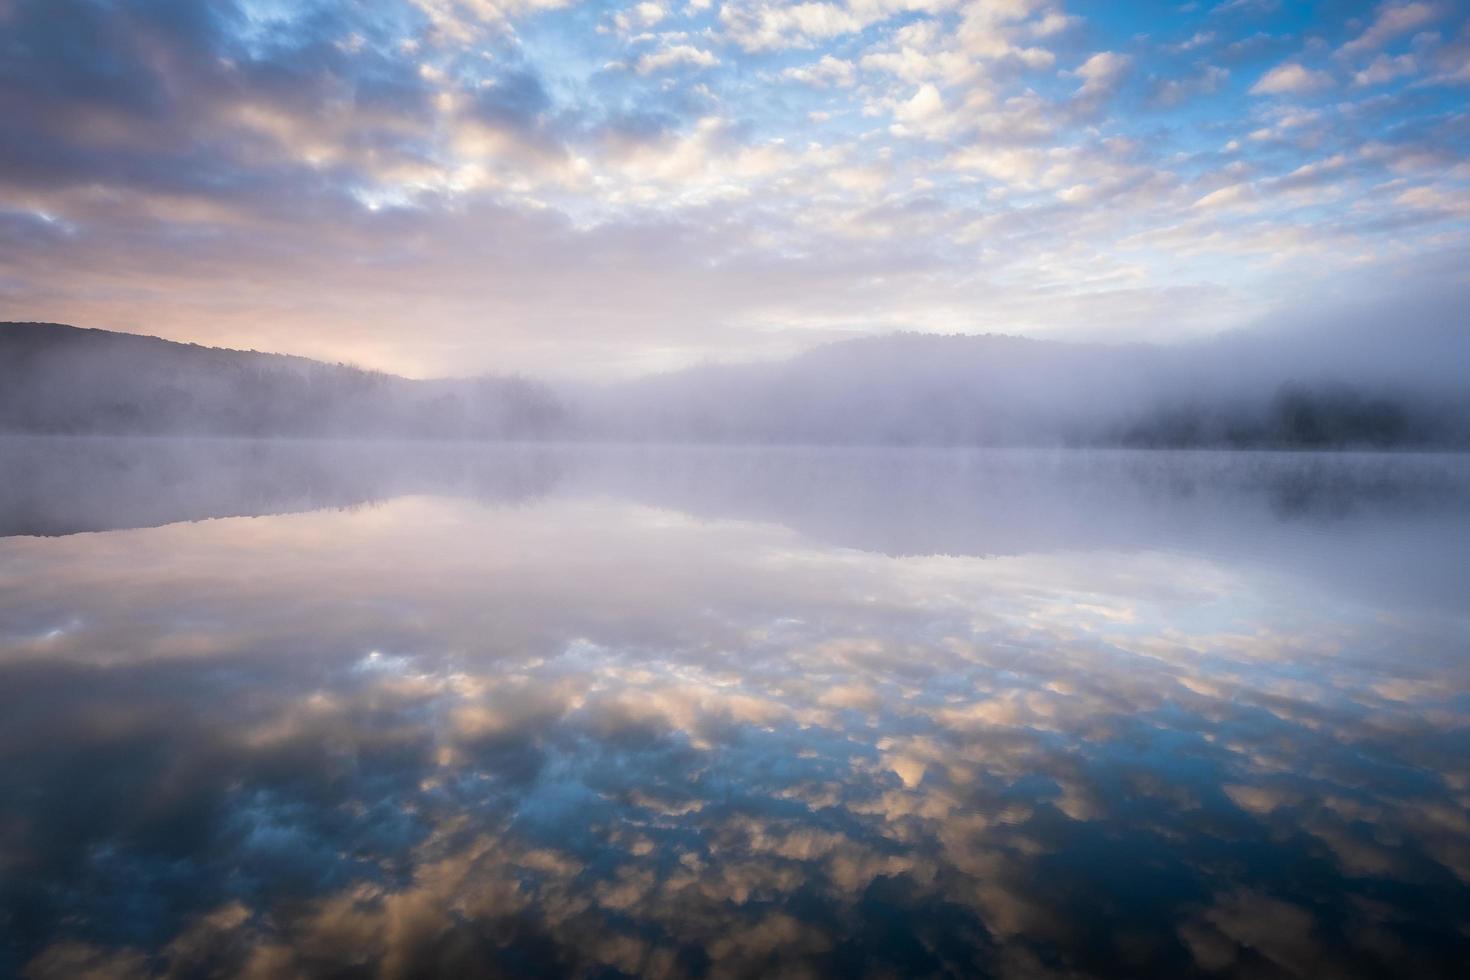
[0,322,566,439]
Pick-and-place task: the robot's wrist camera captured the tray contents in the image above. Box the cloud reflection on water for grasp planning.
[2,444,1469,978]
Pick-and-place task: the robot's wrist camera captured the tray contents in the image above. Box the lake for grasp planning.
[2,439,1469,979]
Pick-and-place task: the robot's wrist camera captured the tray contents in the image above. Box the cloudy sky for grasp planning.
[1,0,1467,377]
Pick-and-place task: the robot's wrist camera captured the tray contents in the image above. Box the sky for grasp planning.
[0,0,1467,378]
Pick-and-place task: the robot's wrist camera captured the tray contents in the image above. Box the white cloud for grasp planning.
[1073,51,1132,98]
[1250,62,1334,95]
[1031,10,1080,37]
[894,83,944,125]
[1340,2,1440,57]
[1153,64,1229,106]
[1395,184,1470,216]
[407,0,576,44]
[945,145,1047,186]
[1165,30,1216,54]
[1423,29,1470,84]
[958,0,1055,64]
[1210,0,1281,16]
[781,54,857,87]
[718,0,953,52]
[1193,183,1255,210]
[1353,52,1419,85]
[613,2,670,34]
[634,44,721,73]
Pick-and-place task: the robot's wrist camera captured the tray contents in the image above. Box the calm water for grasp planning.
[2,439,1469,979]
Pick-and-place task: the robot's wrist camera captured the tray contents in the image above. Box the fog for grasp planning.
[6,302,1463,448]
[3,277,1469,449]
[571,279,1470,448]
[4,437,1468,617]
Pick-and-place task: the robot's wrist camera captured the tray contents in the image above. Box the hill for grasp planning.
[0,322,566,440]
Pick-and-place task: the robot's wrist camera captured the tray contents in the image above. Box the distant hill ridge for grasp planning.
[2,321,326,364]
[0,321,565,439]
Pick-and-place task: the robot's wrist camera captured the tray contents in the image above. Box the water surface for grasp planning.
[2,439,1469,979]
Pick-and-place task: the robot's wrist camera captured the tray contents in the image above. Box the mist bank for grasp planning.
[580,291,1470,448]
[576,332,1470,449]
[4,318,1468,448]
[6,439,1469,619]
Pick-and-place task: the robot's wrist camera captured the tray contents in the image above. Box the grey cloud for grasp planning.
[0,0,439,205]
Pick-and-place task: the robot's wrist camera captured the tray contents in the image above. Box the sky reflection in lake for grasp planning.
[2,441,1469,979]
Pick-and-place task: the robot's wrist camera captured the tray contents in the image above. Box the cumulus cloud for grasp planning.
[893,83,946,131]
[1353,52,1420,85]
[1250,61,1335,94]
[1340,1,1440,57]
[1395,184,1470,216]
[780,54,857,87]
[1070,50,1132,113]
[612,1,669,34]
[633,43,721,73]
[408,0,577,44]
[1073,50,1132,95]
[1193,182,1255,210]
[1150,63,1229,106]
[717,0,952,52]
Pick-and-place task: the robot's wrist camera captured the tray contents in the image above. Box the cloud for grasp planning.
[0,0,1466,375]
[1211,0,1281,16]
[717,0,952,52]
[1353,52,1419,85]
[1395,184,1470,216]
[1423,23,1470,84]
[633,44,721,74]
[1193,182,1255,210]
[1151,64,1230,106]
[893,83,945,130]
[612,1,670,34]
[1250,61,1335,94]
[407,0,577,44]
[1164,30,1217,54]
[780,54,857,87]
[1071,50,1133,110]
[1031,9,1080,37]
[1340,1,1440,57]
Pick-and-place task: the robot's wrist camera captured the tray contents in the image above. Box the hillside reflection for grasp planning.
[1,441,1468,978]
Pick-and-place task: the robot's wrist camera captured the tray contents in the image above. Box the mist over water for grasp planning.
[7,291,1470,448]
[2,438,1468,978]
